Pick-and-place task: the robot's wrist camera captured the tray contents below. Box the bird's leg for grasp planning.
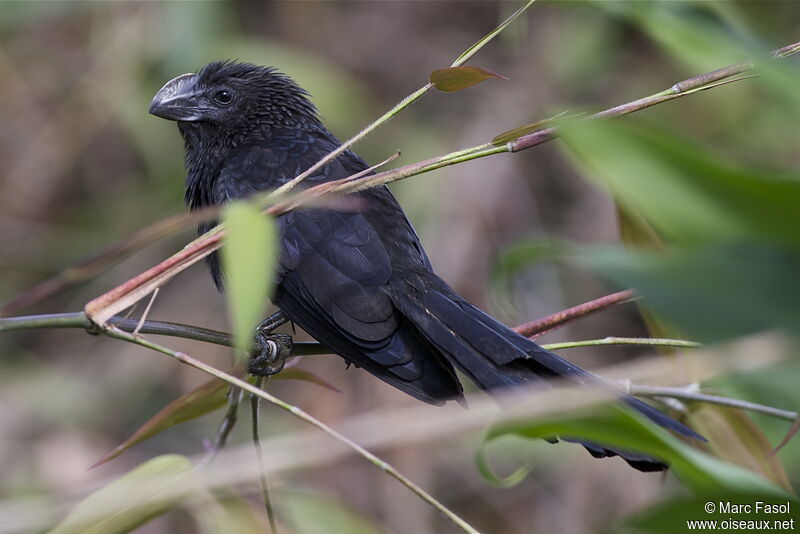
[249,310,293,376]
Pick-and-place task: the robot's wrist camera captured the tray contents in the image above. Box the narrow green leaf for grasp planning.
[480,404,790,496]
[451,0,536,67]
[49,455,193,534]
[430,66,508,92]
[222,202,278,358]
[582,243,800,341]
[616,208,793,488]
[476,441,531,488]
[559,118,800,248]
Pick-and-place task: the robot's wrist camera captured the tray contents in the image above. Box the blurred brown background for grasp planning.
[1,2,798,533]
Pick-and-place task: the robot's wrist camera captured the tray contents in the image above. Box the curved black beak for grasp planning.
[149,73,202,121]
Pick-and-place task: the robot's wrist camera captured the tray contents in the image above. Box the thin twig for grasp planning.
[514,289,638,338]
[269,0,536,197]
[133,288,159,337]
[251,376,278,534]
[100,326,481,534]
[542,337,701,351]
[629,384,797,422]
[198,387,244,470]
[6,39,791,323]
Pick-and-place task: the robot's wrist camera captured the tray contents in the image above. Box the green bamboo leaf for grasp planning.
[429,66,508,92]
[49,455,193,534]
[476,443,531,488]
[559,118,800,248]
[222,202,278,358]
[479,403,791,496]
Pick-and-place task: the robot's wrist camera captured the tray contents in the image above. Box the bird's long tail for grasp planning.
[391,273,704,471]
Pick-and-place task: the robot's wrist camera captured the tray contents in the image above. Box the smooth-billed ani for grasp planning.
[150,61,703,471]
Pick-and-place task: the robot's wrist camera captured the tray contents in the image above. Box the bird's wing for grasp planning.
[214,139,462,403]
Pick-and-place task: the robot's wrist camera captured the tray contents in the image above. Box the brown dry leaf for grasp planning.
[429,66,507,92]
[689,405,792,492]
[93,366,339,467]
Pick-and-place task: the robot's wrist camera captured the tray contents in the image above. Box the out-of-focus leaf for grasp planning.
[49,455,193,534]
[624,493,799,534]
[281,491,383,534]
[616,206,665,251]
[222,202,278,358]
[197,491,266,534]
[480,403,790,496]
[616,205,679,344]
[476,442,531,488]
[615,206,792,490]
[584,243,800,342]
[430,66,507,92]
[689,405,792,492]
[559,119,800,249]
[629,3,755,72]
[489,239,563,313]
[94,367,339,467]
[490,240,562,290]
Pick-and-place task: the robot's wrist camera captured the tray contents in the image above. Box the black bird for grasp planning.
[150,61,703,471]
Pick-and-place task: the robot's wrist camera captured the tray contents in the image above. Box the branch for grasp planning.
[270,0,536,197]
[0,312,329,357]
[82,39,800,326]
[628,384,797,422]
[101,326,481,534]
[5,40,795,321]
[514,289,638,338]
[544,337,701,351]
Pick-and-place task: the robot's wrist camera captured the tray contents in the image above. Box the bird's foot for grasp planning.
[248,310,290,375]
[249,318,292,375]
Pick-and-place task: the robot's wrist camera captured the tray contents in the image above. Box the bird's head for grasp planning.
[149,61,320,135]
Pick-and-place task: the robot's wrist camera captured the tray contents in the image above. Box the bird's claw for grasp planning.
[249,332,293,376]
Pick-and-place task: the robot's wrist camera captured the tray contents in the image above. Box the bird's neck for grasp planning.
[179,121,334,210]
[180,123,235,210]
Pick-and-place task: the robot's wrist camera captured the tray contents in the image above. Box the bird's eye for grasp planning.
[214,90,234,105]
